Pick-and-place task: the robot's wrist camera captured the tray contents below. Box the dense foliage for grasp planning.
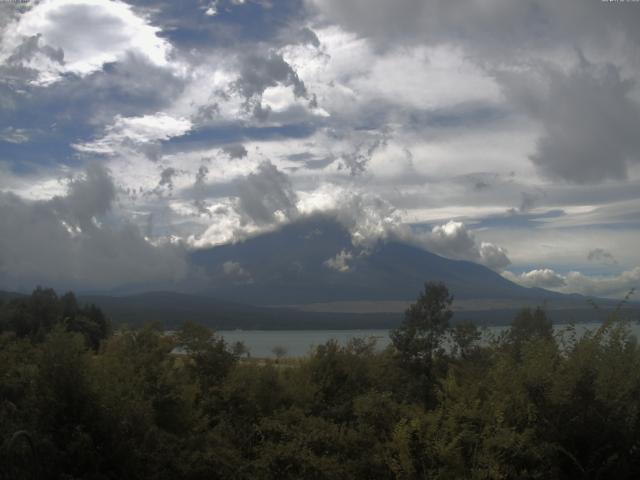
[1,284,639,479]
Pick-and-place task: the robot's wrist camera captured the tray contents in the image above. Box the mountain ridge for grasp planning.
[190,215,584,306]
[3,215,634,329]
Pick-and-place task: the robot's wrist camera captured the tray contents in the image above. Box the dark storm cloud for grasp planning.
[235,161,298,226]
[307,0,640,56]
[519,191,543,213]
[157,167,178,192]
[192,164,211,215]
[0,163,188,290]
[221,143,248,159]
[310,0,640,185]
[195,165,209,186]
[51,163,116,229]
[500,59,640,184]
[233,51,310,118]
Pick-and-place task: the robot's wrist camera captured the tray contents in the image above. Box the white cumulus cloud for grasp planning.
[503,268,567,289]
[504,267,640,299]
[1,0,172,84]
[405,220,511,272]
[324,249,353,272]
[74,113,192,155]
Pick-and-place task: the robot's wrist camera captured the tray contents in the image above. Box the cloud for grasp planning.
[519,191,541,213]
[479,242,511,272]
[235,161,299,226]
[563,268,640,299]
[407,220,511,271]
[334,193,400,248]
[235,51,308,99]
[306,0,640,57]
[339,134,388,176]
[290,27,321,48]
[426,221,477,260]
[75,113,192,155]
[0,0,172,84]
[0,126,30,144]
[159,167,177,186]
[233,51,311,118]
[323,193,512,271]
[0,51,186,171]
[312,191,513,271]
[324,249,353,272]
[52,162,115,229]
[503,268,567,289]
[191,165,212,215]
[153,166,180,196]
[306,1,640,187]
[588,248,617,265]
[504,267,640,299]
[500,58,640,184]
[0,163,188,291]
[221,143,248,159]
[194,165,209,186]
[4,33,64,73]
[2,0,639,291]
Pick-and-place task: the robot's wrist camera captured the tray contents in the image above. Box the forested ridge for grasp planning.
[1,285,640,479]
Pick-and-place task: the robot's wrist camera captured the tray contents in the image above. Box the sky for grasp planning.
[1,0,640,298]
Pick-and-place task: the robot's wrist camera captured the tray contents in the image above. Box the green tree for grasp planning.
[307,338,378,422]
[176,321,238,397]
[391,282,453,403]
[272,345,287,363]
[507,306,553,359]
[450,320,481,359]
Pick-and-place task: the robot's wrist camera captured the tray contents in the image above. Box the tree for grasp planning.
[272,346,287,363]
[507,306,553,353]
[176,321,238,392]
[390,282,453,402]
[450,320,481,359]
[391,282,453,367]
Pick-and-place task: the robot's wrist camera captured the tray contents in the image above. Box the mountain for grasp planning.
[79,216,626,329]
[3,216,632,329]
[0,290,26,302]
[190,215,581,308]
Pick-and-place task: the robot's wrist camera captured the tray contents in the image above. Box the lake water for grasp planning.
[218,322,640,358]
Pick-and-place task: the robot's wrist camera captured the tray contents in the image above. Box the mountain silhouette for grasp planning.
[191,215,577,307]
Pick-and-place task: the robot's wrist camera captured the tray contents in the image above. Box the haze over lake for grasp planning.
[218,322,640,358]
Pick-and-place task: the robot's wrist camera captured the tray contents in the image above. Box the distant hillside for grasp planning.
[78,291,402,330]
[1,288,635,330]
[71,292,640,329]
[0,290,26,302]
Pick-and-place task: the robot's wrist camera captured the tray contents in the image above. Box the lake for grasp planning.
[218,322,640,358]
